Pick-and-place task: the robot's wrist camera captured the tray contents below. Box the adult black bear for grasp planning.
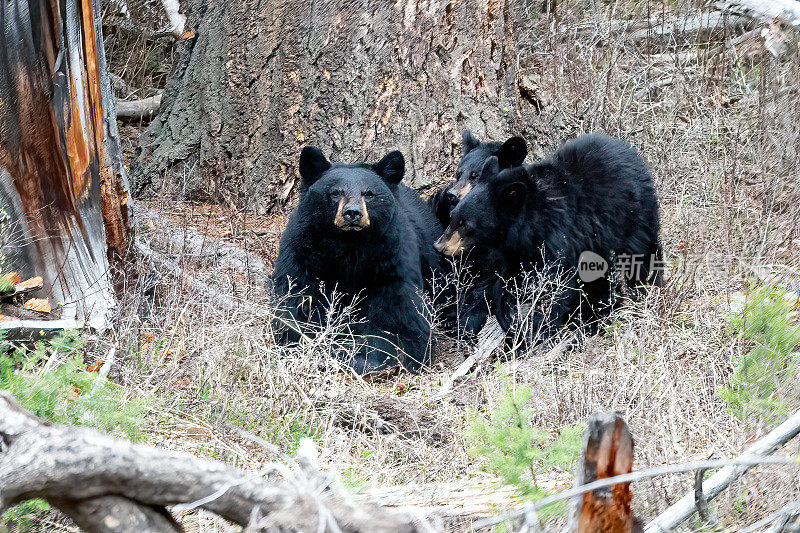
[272,147,442,374]
[428,129,527,227]
[434,134,661,338]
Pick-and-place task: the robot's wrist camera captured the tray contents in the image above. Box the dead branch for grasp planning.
[134,236,272,317]
[713,0,800,30]
[437,316,505,397]
[472,455,800,530]
[693,455,719,528]
[644,408,800,532]
[0,391,420,532]
[0,319,85,341]
[115,94,163,122]
[742,500,800,533]
[561,11,754,43]
[625,11,754,43]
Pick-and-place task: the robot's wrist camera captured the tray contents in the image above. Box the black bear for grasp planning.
[429,129,527,335]
[272,146,443,374]
[434,133,661,337]
[428,129,528,227]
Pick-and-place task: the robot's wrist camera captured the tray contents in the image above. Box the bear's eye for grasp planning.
[329,189,343,199]
[363,190,374,199]
[469,172,478,180]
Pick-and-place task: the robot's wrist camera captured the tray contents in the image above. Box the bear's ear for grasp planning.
[373,150,405,184]
[500,182,527,212]
[462,129,481,154]
[299,146,331,188]
[495,136,527,167]
[478,155,500,182]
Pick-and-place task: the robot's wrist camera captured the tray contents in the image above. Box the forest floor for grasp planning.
[9,1,800,531]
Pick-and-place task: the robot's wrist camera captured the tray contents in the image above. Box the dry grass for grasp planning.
[32,0,800,531]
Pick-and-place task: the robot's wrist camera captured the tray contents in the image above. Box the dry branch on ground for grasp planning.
[0,392,420,532]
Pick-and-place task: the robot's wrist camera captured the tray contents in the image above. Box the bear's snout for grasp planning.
[334,197,371,230]
[447,182,473,206]
[434,230,464,256]
[343,205,362,224]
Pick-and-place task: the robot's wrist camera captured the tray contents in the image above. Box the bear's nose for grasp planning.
[445,189,459,204]
[342,205,363,224]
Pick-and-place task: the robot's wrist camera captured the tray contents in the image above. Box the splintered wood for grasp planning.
[13,277,44,294]
[22,298,51,314]
[2,272,22,285]
[576,413,637,533]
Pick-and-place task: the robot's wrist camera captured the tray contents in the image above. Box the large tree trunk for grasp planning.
[0,0,130,329]
[130,0,530,211]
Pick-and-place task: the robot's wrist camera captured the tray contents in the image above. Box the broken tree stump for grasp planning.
[574,412,638,533]
[0,0,131,330]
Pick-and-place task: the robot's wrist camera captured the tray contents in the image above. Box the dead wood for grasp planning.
[713,0,800,30]
[115,94,163,122]
[0,0,131,329]
[573,413,637,533]
[438,316,505,397]
[644,408,800,532]
[0,391,421,532]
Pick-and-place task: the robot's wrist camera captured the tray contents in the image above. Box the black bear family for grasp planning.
[273,132,661,374]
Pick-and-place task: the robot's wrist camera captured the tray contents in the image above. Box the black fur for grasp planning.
[435,134,661,337]
[273,147,443,373]
[428,129,527,227]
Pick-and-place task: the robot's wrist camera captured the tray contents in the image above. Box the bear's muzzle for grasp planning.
[334,197,371,230]
[434,230,465,256]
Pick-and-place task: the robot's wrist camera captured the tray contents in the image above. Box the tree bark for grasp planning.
[0,0,131,329]
[130,0,530,211]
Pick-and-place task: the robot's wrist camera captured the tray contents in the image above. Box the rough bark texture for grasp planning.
[131,0,538,211]
[0,0,130,328]
[0,391,419,532]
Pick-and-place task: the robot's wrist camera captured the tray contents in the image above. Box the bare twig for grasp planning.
[741,500,800,533]
[694,454,719,528]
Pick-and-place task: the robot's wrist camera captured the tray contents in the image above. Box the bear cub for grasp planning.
[272,147,443,374]
[435,134,661,337]
[429,129,527,227]
[430,130,527,336]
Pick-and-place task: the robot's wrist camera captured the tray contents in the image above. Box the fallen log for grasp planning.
[713,0,800,29]
[0,391,420,532]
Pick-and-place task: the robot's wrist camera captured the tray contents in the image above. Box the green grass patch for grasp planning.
[0,331,149,440]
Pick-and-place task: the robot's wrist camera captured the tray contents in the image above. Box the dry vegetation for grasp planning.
[8,0,800,531]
